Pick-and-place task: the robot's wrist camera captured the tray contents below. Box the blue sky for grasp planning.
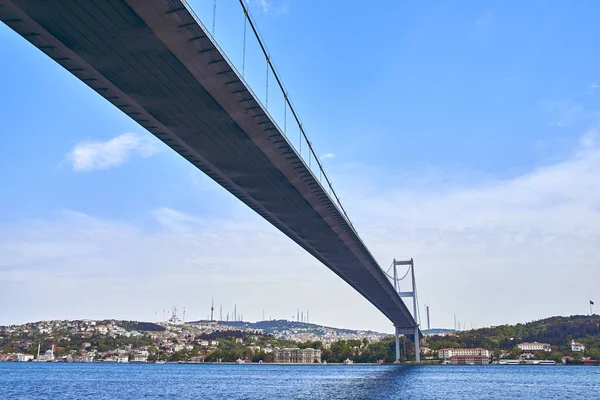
[1,0,600,332]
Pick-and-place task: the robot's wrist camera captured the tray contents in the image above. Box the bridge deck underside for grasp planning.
[1,0,417,329]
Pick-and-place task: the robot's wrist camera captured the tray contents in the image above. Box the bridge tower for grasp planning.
[392,258,421,363]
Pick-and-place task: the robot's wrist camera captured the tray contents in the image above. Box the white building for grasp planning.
[37,348,55,362]
[274,348,321,363]
[131,350,149,363]
[117,355,129,363]
[571,341,585,352]
[517,342,551,352]
[438,348,492,360]
[17,354,35,362]
[173,344,185,352]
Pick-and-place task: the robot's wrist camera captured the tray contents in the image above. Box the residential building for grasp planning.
[517,342,551,352]
[190,356,206,363]
[131,350,149,363]
[173,344,185,352]
[450,355,490,365]
[116,355,129,363]
[571,341,585,352]
[438,348,492,360]
[274,348,321,363]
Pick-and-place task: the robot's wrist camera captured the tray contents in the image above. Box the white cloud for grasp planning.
[4,132,600,332]
[67,132,160,171]
[245,0,270,13]
[588,82,598,95]
[340,133,600,329]
[245,0,289,14]
[153,207,206,233]
[321,153,336,160]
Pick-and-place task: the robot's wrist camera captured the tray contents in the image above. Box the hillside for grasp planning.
[187,319,386,337]
[426,314,600,359]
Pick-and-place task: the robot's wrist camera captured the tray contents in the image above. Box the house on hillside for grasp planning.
[517,342,551,352]
[571,341,585,352]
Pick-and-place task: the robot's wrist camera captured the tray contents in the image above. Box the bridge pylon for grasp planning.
[391,258,420,364]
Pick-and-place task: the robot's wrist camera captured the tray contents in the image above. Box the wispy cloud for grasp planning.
[5,131,600,331]
[321,153,336,160]
[588,82,598,95]
[541,99,584,127]
[245,0,289,14]
[476,10,492,28]
[153,207,206,233]
[67,132,160,171]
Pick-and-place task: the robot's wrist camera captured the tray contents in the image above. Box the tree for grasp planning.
[508,347,520,359]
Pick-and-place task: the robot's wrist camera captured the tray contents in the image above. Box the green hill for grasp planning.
[427,314,600,360]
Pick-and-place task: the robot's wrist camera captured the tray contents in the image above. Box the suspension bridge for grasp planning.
[0,0,422,362]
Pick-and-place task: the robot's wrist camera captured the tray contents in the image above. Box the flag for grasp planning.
[591,300,595,305]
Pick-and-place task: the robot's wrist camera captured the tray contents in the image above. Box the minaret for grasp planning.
[211,297,214,321]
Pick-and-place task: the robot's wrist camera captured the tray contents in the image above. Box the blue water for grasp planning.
[1,364,599,399]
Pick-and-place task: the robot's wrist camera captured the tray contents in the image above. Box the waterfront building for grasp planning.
[116,355,129,363]
[438,348,492,360]
[517,342,551,352]
[37,348,55,362]
[17,354,34,362]
[561,356,574,364]
[571,341,585,352]
[131,350,149,363]
[274,348,321,363]
[450,355,490,365]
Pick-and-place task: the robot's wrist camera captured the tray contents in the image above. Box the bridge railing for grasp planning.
[180,0,357,233]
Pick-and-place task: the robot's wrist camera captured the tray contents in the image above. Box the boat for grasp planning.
[538,360,556,365]
[155,360,166,364]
